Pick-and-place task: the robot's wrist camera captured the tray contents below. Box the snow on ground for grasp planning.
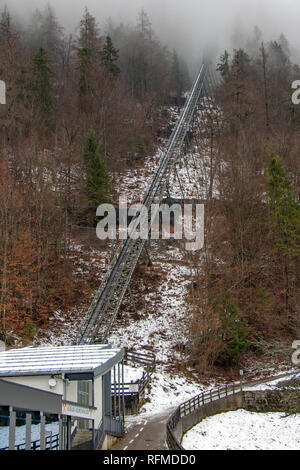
[182,409,300,450]
[36,243,114,347]
[168,149,219,200]
[244,371,300,392]
[113,150,161,205]
[107,242,222,421]
[18,103,296,433]
[0,421,59,450]
[139,367,217,416]
[108,258,193,364]
[123,365,143,383]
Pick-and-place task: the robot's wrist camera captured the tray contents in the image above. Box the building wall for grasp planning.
[4,375,77,402]
[4,375,105,431]
[94,375,103,429]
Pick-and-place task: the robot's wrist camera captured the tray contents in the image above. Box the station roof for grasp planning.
[0,344,125,378]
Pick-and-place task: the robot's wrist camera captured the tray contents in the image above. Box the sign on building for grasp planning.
[62,401,95,421]
[128,383,139,394]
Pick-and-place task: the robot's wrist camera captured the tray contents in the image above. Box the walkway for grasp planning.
[112,407,176,451]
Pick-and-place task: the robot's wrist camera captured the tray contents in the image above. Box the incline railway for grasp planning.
[77,62,218,346]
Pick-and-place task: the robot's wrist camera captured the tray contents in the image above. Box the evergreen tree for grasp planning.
[0,6,13,44]
[83,130,110,210]
[77,46,93,111]
[27,5,64,65]
[77,8,101,111]
[217,50,230,78]
[267,152,300,259]
[78,7,101,54]
[215,293,249,367]
[38,4,64,63]
[171,50,183,101]
[170,50,189,103]
[101,35,120,77]
[0,6,19,67]
[137,9,153,40]
[231,48,250,81]
[267,40,291,83]
[246,26,263,59]
[32,47,54,133]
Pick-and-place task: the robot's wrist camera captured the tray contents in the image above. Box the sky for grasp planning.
[3,0,300,68]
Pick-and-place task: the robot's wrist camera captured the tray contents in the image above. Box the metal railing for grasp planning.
[124,350,156,399]
[104,415,124,437]
[166,382,242,450]
[0,432,60,451]
[77,62,216,346]
[125,350,156,368]
[94,419,105,450]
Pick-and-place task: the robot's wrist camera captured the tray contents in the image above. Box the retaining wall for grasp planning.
[171,388,299,449]
[172,392,243,445]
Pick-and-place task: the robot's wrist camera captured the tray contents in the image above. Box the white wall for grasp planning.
[5,374,104,428]
[94,375,103,429]
[4,375,77,402]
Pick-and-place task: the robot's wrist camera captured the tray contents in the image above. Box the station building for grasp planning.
[0,344,126,450]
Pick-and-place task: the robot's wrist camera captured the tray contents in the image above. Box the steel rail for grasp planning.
[78,62,215,345]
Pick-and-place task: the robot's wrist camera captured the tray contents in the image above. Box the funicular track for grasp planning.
[77,62,218,347]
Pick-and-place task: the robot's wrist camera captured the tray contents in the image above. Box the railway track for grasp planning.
[77,62,217,346]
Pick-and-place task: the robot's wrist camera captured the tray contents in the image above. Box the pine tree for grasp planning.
[171,50,183,101]
[101,35,120,77]
[32,46,54,133]
[78,7,101,53]
[77,46,93,111]
[0,6,19,67]
[217,50,230,78]
[215,293,249,367]
[77,8,101,111]
[83,130,111,210]
[267,152,300,259]
[38,4,64,63]
[231,48,250,81]
[137,9,153,40]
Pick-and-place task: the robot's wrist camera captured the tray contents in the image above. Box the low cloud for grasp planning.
[5,0,300,67]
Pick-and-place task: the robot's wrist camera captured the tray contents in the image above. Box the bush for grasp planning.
[214,293,250,367]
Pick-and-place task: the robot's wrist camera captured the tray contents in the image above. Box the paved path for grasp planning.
[112,371,296,451]
[112,407,176,451]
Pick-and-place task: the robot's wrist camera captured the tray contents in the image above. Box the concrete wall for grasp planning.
[244,390,300,413]
[101,433,118,450]
[173,393,243,445]
[172,388,299,448]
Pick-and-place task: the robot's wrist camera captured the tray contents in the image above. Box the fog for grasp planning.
[4,0,300,68]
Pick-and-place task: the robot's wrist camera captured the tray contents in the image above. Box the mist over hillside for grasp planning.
[3,0,300,70]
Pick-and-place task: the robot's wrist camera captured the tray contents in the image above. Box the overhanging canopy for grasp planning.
[0,344,125,378]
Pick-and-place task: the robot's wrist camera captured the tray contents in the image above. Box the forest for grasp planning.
[0,3,189,343]
[0,3,299,374]
[188,31,300,370]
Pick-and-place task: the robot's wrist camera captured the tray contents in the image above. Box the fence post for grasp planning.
[8,407,16,451]
[40,412,46,450]
[26,413,32,450]
[59,416,64,450]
